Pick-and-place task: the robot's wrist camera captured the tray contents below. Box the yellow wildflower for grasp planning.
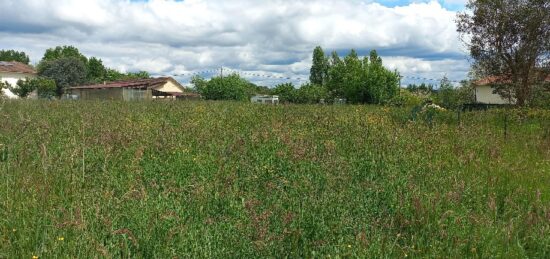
[12,229,16,232]
[32,256,38,259]
[58,237,64,241]
[347,244,352,248]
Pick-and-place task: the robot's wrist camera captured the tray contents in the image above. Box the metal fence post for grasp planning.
[457,108,462,127]
[504,111,509,139]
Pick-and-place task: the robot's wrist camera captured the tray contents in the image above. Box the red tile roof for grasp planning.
[475,74,550,86]
[70,77,177,89]
[0,61,37,74]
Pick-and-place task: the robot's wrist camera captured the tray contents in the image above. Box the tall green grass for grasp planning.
[1,100,549,258]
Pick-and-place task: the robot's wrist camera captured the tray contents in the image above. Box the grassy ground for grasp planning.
[1,100,549,258]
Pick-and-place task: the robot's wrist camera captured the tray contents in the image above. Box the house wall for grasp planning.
[70,88,153,101]
[153,81,184,94]
[70,88,124,100]
[475,85,515,104]
[123,88,152,101]
[0,72,36,99]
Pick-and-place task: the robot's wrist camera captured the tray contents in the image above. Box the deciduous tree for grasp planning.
[324,48,400,104]
[41,46,88,64]
[294,83,328,104]
[0,50,30,64]
[192,74,253,101]
[87,57,107,83]
[272,83,297,103]
[11,78,56,98]
[310,46,329,85]
[457,0,550,106]
[38,57,87,96]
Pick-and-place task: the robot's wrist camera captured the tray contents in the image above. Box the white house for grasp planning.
[474,75,550,105]
[0,61,37,99]
[474,85,515,105]
[251,95,279,104]
[473,76,517,105]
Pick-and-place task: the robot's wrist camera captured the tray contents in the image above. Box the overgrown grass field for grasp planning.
[1,101,549,258]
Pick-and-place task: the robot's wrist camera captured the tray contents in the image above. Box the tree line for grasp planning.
[192,46,401,104]
[0,47,150,98]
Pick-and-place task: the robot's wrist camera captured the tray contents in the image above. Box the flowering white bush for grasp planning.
[424,103,446,111]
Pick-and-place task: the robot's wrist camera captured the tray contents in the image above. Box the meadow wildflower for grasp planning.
[58,237,64,241]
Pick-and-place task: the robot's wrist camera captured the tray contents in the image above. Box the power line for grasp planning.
[222,67,308,82]
[401,75,462,84]
[155,67,462,85]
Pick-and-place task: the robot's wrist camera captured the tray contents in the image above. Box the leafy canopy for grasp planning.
[457,0,550,106]
[38,57,88,96]
[325,49,400,104]
[11,78,56,98]
[41,46,88,64]
[310,46,329,85]
[0,50,30,64]
[192,73,254,101]
[32,45,151,96]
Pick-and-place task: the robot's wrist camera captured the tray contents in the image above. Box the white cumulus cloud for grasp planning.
[0,0,470,86]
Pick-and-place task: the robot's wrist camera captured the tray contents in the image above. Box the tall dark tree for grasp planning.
[310,46,329,85]
[327,51,345,98]
[41,46,88,64]
[87,57,107,83]
[457,0,550,106]
[0,50,30,64]
[37,45,151,87]
[342,49,363,103]
[38,57,87,96]
[364,50,400,104]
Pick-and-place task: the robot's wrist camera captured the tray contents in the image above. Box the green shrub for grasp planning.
[11,78,57,98]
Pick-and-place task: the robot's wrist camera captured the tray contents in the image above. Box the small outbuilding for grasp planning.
[68,77,198,101]
[251,95,279,104]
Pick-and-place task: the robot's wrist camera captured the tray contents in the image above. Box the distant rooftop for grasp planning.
[0,61,36,74]
[70,77,177,90]
[474,74,550,85]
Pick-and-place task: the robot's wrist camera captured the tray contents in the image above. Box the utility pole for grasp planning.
[220,67,224,79]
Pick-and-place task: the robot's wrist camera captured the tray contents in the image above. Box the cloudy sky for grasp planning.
[0,0,471,86]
